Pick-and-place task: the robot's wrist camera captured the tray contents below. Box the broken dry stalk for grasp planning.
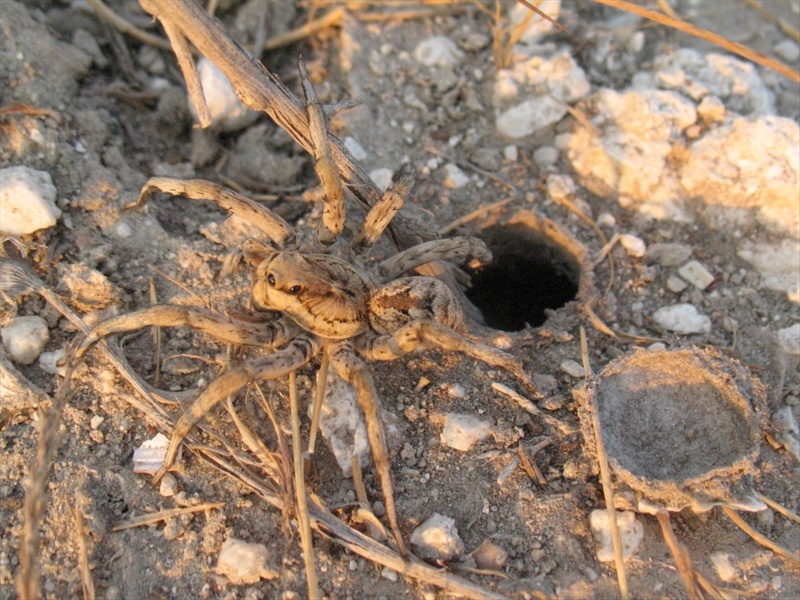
[289,370,321,599]
[656,511,704,600]
[581,326,629,600]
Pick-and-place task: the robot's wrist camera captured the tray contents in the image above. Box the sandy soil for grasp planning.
[1,1,798,598]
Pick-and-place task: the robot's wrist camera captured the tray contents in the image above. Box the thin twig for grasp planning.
[722,506,800,564]
[656,511,704,600]
[755,491,800,525]
[289,371,321,599]
[112,503,226,531]
[74,507,97,600]
[580,327,628,600]
[85,0,173,50]
[17,367,74,600]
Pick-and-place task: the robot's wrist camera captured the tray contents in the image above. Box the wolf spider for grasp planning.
[75,61,540,555]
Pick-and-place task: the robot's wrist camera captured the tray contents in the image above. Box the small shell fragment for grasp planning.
[133,433,175,475]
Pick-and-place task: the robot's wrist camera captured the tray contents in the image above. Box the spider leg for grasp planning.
[299,57,344,245]
[131,177,295,248]
[328,340,408,556]
[358,319,541,398]
[74,305,300,361]
[378,236,492,281]
[156,334,321,481]
[351,164,415,253]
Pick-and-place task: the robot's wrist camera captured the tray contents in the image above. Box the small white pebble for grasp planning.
[471,540,508,570]
[381,567,398,582]
[774,39,800,63]
[443,163,470,188]
[503,144,518,162]
[159,472,179,497]
[90,415,105,430]
[560,359,585,378]
[646,342,667,351]
[348,560,358,571]
[596,212,616,228]
[441,413,491,452]
[709,552,738,582]
[590,510,643,562]
[666,275,689,293]
[38,348,66,376]
[410,513,465,561]
[619,234,646,258]
[444,383,466,399]
[133,433,172,475]
[1,316,50,365]
[115,221,133,238]
[653,304,711,334]
[678,260,715,290]
[533,146,559,169]
[216,538,278,585]
[344,137,367,161]
[491,333,513,350]
[0,166,61,235]
[776,323,800,357]
[413,36,463,68]
[369,168,394,192]
[194,57,257,132]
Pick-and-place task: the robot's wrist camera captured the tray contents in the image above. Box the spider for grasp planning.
[74,60,541,555]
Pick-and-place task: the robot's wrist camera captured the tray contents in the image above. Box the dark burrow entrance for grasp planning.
[465,220,582,331]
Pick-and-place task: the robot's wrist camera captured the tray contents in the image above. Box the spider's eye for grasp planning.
[267,273,276,286]
[288,284,303,295]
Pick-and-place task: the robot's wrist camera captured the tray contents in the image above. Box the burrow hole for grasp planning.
[465,223,581,331]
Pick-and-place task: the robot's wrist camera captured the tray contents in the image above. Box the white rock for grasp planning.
[194,57,258,132]
[216,537,278,585]
[0,166,61,235]
[666,275,688,294]
[560,359,585,378]
[677,260,715,290]
[503,145,519,162]
[652,304,711,334]
[777,324,800,357]
[90,415,104,430]
[312,370,369,476]
[596,212,616,228]
[441,413,491,452]
[159,472,179,497]
[737,239,800,302]
[533,146,559,169]
[410,513,465,561]
[381,567,398,582]
[443,163,469,188]
[497,96,567,138]
[589,509,643,562]
[1,316,49,365]
[344,136,368,161]
[774,39,800,63]
[369,168,394,192]
[546,173,576,203]
[413,36,463,68]
[38,348,65,376]
[709,552,738,582]
[508,0,561,44]
[566,89,697,222]
[619,234,646,258]
[470,540,508,570]
[681,117,800,236]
